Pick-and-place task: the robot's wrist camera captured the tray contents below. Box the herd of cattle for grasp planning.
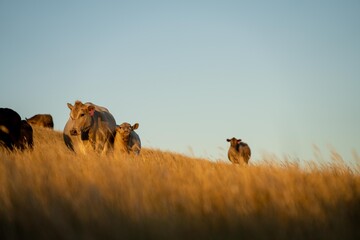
[0,100,251,164]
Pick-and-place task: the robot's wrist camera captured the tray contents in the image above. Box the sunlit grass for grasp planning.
[0,127,359,239]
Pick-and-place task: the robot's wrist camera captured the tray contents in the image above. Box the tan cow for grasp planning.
[26,114,54,129]
[114,122,141,155]
[63,100,116,154]
[226,137,251,165]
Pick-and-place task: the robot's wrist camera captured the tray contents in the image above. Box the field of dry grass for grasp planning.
[1,127,360,239]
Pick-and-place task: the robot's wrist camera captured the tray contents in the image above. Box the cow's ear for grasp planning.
[237,139,242,144]
[226,139,231,142]
[133,123,139,130]
[67,103,74,110]
[88,105,95,116]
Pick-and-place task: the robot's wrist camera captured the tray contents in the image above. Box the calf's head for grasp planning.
[116,122,139,138]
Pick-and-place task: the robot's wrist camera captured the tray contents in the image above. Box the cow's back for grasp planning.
[27,114,54,129]
[87,102,116,130]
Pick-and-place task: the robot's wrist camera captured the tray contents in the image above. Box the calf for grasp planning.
[226,137,251,165]
[26,114,54,129]
[114,122,141,155]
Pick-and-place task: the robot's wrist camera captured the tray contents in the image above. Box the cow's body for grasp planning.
[0,108,33,151]
[26,114,54,129]
[63,101,116,154]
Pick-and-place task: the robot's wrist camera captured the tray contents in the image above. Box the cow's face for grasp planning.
[67,101,94,136]
[226,137,241,147]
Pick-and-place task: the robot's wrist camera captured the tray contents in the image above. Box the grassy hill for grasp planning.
[0,127,359,239]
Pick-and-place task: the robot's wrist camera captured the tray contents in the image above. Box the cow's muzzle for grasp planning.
[70,128,79,136]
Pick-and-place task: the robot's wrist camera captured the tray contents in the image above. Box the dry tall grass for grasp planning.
[0,127,359,239]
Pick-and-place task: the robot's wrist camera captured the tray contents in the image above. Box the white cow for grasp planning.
[63,100,116,154]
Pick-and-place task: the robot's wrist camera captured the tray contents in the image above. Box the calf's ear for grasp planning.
[226,139,231,142]
[132,123,139,130]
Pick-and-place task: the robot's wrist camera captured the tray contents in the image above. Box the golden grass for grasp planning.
[0,127,359,239]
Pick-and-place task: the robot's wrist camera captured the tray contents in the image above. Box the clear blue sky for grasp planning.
[1,0,359,164]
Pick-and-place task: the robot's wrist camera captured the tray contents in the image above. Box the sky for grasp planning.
[1,0,359,164]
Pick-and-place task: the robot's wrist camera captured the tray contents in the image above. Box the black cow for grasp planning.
[0,108,33,151]
[18,120,33,150]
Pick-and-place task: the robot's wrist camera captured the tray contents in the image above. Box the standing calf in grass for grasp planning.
[115,122,141,155]
[226,137,251,165]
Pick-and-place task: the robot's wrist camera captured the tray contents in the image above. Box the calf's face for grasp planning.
[116,123,139,138]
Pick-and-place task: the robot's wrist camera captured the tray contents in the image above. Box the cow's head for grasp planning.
[67,101,95,136]
[226,137,241,147]
[116,122,139,138]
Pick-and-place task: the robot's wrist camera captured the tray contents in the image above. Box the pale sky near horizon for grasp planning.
[1,1,359,164]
